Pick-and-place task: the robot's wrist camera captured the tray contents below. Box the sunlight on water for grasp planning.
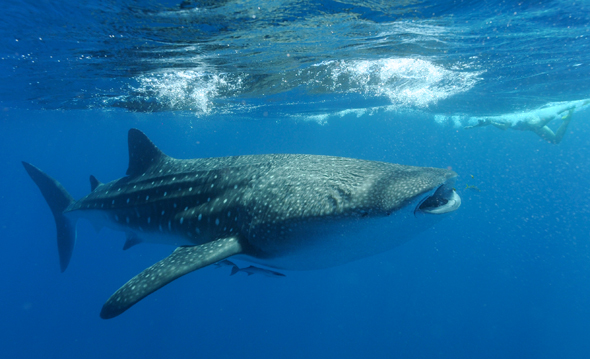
[306,58,483,109]
[1,0,588,118]
[126,57,482,117]
[132,70,243,114]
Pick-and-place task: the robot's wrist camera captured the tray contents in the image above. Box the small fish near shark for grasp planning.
[215,259,286,277]
[23,128,461,319]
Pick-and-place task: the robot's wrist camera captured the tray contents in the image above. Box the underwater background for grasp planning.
[1,1,590,358]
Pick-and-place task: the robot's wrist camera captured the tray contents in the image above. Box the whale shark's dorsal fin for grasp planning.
[126,129,168,177]
[89,175,102,191]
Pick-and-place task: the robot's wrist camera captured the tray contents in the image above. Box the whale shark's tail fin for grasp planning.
[22,162,77,272]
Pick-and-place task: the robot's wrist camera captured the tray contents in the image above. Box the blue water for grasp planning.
[2,1,590,358]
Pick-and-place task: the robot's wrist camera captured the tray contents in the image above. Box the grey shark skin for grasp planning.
[22,128,461,319]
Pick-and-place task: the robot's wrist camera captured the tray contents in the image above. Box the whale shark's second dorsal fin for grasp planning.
[89,175,102,191]
[126,129,168,177]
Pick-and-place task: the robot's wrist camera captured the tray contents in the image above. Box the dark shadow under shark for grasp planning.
[23,129,461,319]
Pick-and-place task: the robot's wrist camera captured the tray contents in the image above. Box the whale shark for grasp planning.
[23,128,461,319]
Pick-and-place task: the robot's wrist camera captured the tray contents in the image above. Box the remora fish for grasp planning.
[231,264,286,277]
[23,129,461,319]
[216,259,286,277]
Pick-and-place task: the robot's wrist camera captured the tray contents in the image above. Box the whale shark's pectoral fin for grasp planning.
[100,236,243,319]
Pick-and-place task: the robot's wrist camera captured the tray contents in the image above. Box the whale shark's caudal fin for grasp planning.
[22,162,77,272]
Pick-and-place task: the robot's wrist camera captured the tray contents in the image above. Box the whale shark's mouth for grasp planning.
[416,182,461,215]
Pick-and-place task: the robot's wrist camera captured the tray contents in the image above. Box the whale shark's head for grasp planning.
[242,164,461,270]
[373,165,460,219]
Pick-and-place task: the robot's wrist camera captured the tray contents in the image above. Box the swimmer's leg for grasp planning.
[535,110,573,144]
[537,115,556,128]
[534,126,558,144]
[553,110,574,144]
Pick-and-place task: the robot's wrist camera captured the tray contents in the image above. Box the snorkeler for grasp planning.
[464,108,575,144]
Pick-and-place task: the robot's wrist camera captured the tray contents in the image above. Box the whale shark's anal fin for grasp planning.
[122,233,143,250]
[100,236,243,319]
